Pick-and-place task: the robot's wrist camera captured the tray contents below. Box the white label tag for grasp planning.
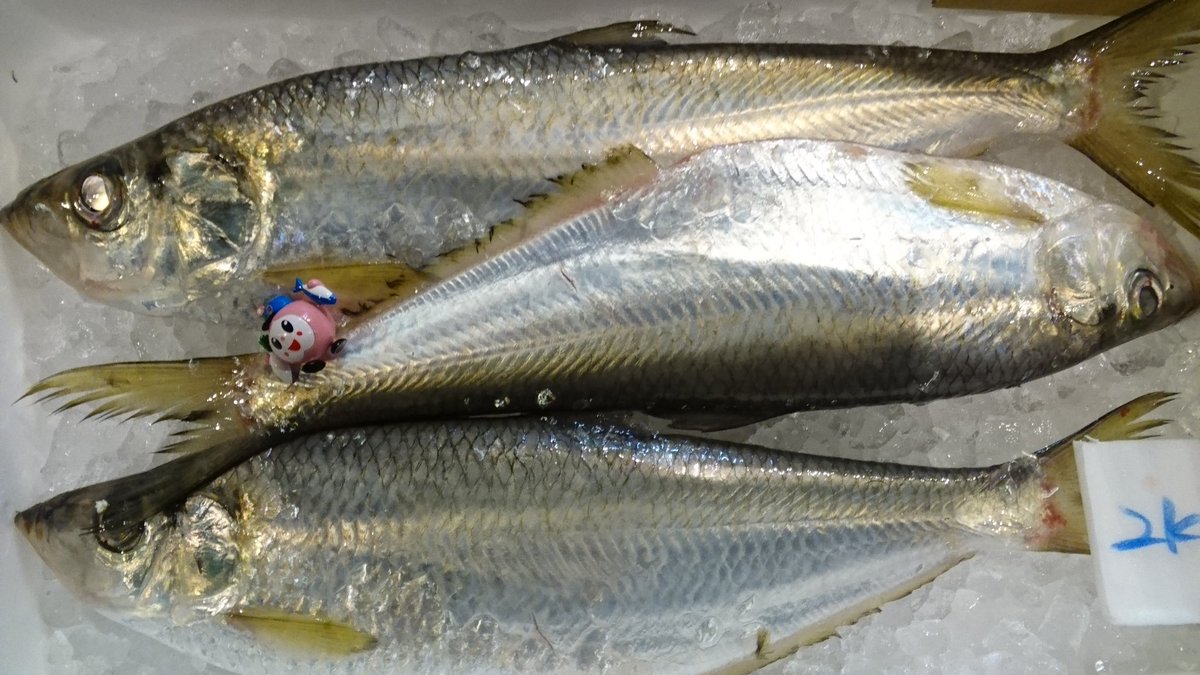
[1076,439,1200,626]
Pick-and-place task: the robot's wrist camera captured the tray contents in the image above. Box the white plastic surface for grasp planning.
[1078,439,1200,626]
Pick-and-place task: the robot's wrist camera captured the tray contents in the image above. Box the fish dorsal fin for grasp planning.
[260,147,657,322]
[261,262,418,317]
[903,160,1046,225]
[404,145,660,291]
[225,607,378,656]
[661,409,791,433]
[553,20,695,47]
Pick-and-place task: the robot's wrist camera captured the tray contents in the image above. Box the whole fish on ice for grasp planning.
[29,139,1198,509]
[13,394,1171,674]
[2,1,1199,320]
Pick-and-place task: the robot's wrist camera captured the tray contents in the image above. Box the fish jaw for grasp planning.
[1,176,82,282]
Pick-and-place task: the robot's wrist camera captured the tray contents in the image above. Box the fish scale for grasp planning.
[21,396,1172,674]
[24,137,1199,494]
[9,4,1200,320]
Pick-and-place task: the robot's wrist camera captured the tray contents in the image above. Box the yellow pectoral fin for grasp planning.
[904,160,1046,225]
[261,262,424,316]
[226,607,378,657]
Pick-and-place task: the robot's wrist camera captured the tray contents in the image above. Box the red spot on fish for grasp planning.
[289,340,301,351]
[1043,503,1067,530]
[1040,478,1068,531]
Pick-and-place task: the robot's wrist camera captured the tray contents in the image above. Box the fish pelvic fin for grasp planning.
[1031,391,1177,554]
[1053,0,1200,236]
[24,356,255,454]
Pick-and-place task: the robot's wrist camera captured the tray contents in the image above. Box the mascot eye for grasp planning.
[281,320,294,333]
[1128,268,1163,320]
[96,522,146,554]
[271,338,283,350]
[73,171,124,232]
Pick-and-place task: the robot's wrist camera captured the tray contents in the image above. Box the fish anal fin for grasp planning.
[261,262,426,316]
[704,556,968,675]
[226,607,378,657]
[662,409,787,433]
[904,160,1046,225]
[553,20,695,48]
[1031,391,1176,554]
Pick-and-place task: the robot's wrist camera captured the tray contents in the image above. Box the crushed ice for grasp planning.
[2,2,1198,673]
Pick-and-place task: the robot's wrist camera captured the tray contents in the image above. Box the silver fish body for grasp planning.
[19,395,1155,674]
[31,139,1198,459]
[4,1,1200,319]
[326,142,1192,416]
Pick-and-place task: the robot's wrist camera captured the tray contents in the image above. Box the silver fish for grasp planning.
[2,1,1199,320]
[30,139,1199,476]
[13,394,1171,674]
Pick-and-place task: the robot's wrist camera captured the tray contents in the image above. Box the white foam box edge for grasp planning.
[1076,439,1200,626]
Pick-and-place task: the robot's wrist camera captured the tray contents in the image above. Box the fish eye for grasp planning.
[96,522,146,554]
[73,171,124,232]
[281,320,294,333]
[1128,269,1163,320]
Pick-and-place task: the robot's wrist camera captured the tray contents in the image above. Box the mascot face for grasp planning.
[267,309,317,365]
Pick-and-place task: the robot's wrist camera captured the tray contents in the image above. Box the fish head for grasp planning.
[1039,203,1199,339]
[1,133,260,315]
[16,482,242,619]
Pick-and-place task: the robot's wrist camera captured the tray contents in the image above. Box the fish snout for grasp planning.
[0,198,29,245]
[13,507,45,544]
[1143,220,1200,317]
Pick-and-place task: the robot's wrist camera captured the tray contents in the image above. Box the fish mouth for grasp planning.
[1148,222,1200,317]
[13,507,45,546]
[0,199,28,244]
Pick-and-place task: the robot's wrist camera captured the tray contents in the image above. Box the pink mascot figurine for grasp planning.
[258,278,347,383]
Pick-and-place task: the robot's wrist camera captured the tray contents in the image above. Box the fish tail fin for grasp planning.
[1052,0,1200,235]
[23,355,255,454]
[1030,392,1176,554]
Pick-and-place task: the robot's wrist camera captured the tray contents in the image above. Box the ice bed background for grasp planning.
[2,0,1200,673]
